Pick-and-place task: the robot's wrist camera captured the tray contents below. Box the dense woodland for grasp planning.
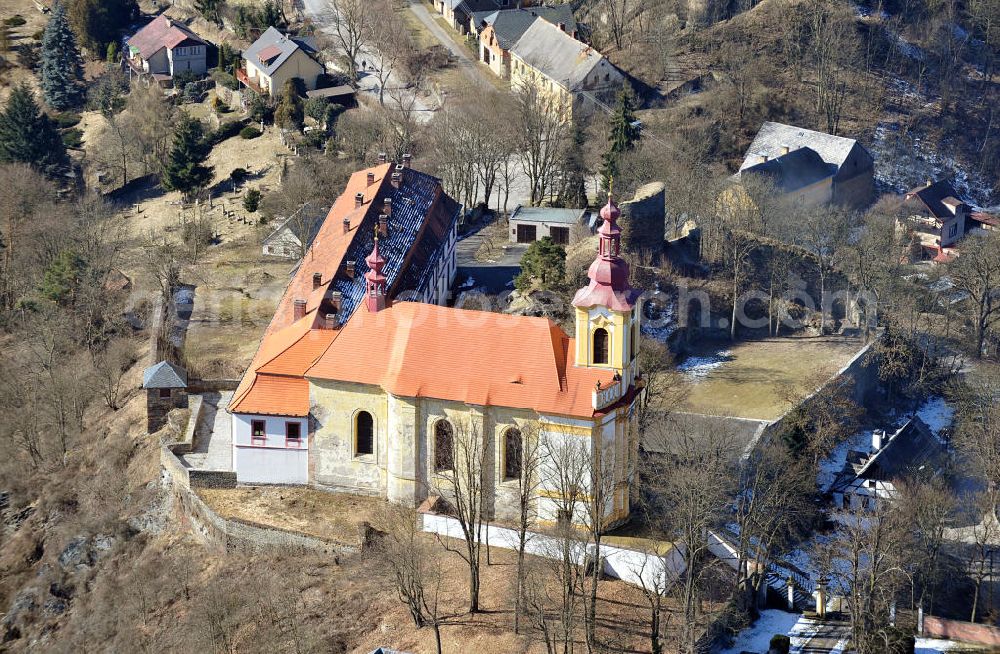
[0,0,997,651]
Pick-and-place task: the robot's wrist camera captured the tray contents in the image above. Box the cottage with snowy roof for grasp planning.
[230,161,642,528]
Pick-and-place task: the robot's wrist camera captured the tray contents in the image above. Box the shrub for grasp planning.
[182,83,202,103]
[106,41,118,62]
[769,634,790,654]
[61,127,83,148]
[32,29,43,40]
[4,16,26,27]
[240,125,261,139]
[211,70,238,91]
[207,118,246,145]
[243,188,260,213]
[229,167,248,183]
[52,112,82,129]
[304,96,328,123]
[211,95,227,113]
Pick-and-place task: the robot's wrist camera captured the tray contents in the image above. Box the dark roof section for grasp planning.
[143,361,188,389]
[904,179,965,219]
[326,167,460,321]
[832,418,947,491]
[244,27,321,77]
[740,121,870,173]
[474,5,577,49]
[738,147,836,193]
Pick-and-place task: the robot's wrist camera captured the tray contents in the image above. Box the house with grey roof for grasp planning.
[740,122,876,208]
[262,203,330,259]
[831,417,948,512]
[508,19,624,120]
[238,27,325,96]
[733,146,837,207]
[475,5,577,80]
[436,0,513,35]
[143,360,188,432]
[509,205,588,244]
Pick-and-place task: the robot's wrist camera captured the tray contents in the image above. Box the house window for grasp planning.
[251,420,266,445]
[434,420,454,471]
[503,428,522,480]
[286,421,302,447]
[356,410,374,456]
[159,388,171,399]
[593,328,609,365]
[949,223,958,238]
[867,479,876,489]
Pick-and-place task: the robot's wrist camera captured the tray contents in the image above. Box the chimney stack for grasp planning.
[926,179,933,188]
[366,171,375,186]
[293,298,306,321]
[342,217,350,233]
[354,192,364,209]
[402,154,412,169]
[324,313,338,329]
[383,197,392,216]
[558,22,566,31]
[872,429,886,452]
[780,144,790,155]
[345,260,356,278]
[391,171,402,189]
[378,152,387,164]
[758,154,769,164]
[312,272,322,289]
[378,213,388,237]
[330,290,343,313]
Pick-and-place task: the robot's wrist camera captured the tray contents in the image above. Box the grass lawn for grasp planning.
[674,334,867,421]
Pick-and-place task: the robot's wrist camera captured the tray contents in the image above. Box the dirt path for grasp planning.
[407,0,492,89]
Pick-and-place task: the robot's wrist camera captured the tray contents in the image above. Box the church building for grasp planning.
[230,162,643,528]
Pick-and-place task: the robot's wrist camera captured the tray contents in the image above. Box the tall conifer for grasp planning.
[40,2,84,110]
[0,83,69,178]
[600,87,641,192]
[163,113,213,198]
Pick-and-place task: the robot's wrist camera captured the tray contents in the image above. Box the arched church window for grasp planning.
[434,420,454,471]
[503,428,522,480]
[356,411,374,456]
[593,328,609,365]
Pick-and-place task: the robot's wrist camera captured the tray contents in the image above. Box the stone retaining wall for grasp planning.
[923,615,1000,646]
[187,378,241,393]
[160,446,357,556]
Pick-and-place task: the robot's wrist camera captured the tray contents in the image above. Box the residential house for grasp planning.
[969,211,1000,232]
[901,179,969,261]
[238,27,325,96]
[730,146,836,209]
[831,418,948,511]
[124,15,208,84]
[262,203,329,259]
[509,205,587,244]
[474,5,576,80]
[229,163,643,529]
[509,19,624,120]
[437,0,520,35]
[739,122,876,208]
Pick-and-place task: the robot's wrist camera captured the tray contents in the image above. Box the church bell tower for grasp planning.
[571,194,641,384]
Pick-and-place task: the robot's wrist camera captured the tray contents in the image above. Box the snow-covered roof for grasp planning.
[740,122,868,173]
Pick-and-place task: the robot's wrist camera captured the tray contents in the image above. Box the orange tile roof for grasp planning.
[304,302,613,418]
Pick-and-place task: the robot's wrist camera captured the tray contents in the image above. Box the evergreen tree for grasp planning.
[0,83,69,178]
[600,86,641,192]
[515,236,566,291]
[557,121,588,208]
[274,78,303,130]
[163,113,213,198]
[67,0,137,53]
[39,249,85,304]
[195,0,223,26]
[40,2,84,110]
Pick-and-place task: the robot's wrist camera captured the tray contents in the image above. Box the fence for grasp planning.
[421,512,685,591]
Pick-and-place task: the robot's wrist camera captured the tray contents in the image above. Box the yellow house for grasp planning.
[239,27,325,96]
[508,18,624,121]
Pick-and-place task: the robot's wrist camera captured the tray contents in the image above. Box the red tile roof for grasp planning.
[304,301,611,417]
[127,15,206,60]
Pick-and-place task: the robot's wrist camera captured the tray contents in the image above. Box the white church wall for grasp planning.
[231,413,308,484]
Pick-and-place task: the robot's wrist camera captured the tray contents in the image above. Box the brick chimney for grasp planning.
[758,154,769,164]
[402,153,412,168]
[872,429,886,451]
[342,217,350,233]
[345,260,356,278]
[324,313,338,329]
[293,298,306,321]
[780,144,791,155]
[557,22,566,31]
[330,290,343,313]
[378,152,387,164]
[312,272,322,289]
[378,213,388,237]
[383,197,392,217]
[366,171,375,186]
[354,192,364,209]
[391,172,402,189]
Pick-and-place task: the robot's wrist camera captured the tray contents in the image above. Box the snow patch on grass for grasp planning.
[677,350,732,379]
[916,396,955,439]
[719,610,802,654]
[915,637,959,653]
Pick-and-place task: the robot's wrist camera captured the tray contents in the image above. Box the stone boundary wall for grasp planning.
[188,378,241,393]
[745,337,879,457]
[923,615,1000,646]
[160,445,357,556]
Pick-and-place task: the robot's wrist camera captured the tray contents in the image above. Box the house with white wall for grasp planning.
[238,27,325,96]
[125,15,208,84]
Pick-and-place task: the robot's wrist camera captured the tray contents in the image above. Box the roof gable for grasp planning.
[143,360,188,389]
[510,19,608,90]
[244,27,321,77]
[904,180,965,219]
[740,122,867,173]
[127,15,207,60]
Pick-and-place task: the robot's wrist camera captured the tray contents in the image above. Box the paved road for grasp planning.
[407,0,491,89]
